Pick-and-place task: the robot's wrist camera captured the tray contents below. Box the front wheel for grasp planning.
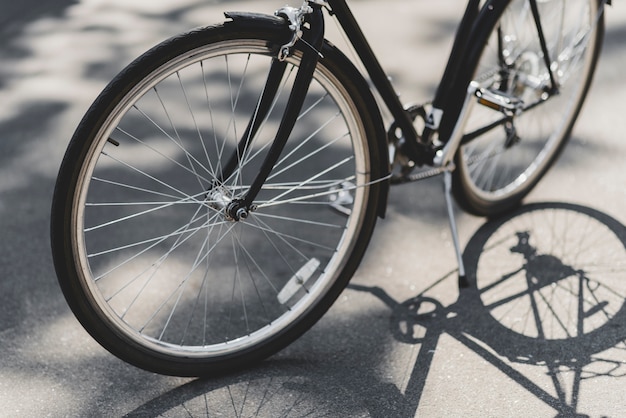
[51,22,383,376]
[453,0,605,216]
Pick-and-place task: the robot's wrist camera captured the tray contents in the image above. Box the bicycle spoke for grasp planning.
[120,108,214,184]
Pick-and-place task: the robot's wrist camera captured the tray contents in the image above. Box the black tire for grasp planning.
[51,22,383,376]
[462,203,626,363]
[453,0,605,216]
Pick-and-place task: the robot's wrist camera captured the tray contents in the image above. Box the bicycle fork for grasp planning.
[214,4,325,221]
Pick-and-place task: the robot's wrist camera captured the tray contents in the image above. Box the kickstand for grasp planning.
[443,169,469,288]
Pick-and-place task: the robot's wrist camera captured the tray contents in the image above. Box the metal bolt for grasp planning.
[236,208,248,220]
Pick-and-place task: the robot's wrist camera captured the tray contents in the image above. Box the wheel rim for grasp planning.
[460,0,598,202]
[71,40,371,358]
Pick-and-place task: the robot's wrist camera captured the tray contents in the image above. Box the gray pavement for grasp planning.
[1,0,625,416]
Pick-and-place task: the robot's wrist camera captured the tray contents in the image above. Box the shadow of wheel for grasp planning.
[123,361,370,417]
[460,202,626,364]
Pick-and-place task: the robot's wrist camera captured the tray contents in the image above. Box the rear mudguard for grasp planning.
[225,11,391,217]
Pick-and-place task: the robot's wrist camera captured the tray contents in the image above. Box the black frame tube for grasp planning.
[529,0,559,93]
[429,0,510,142]
[326,0,425,160]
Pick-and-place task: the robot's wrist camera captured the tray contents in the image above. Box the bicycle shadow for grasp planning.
[122,202,626,416]
[359,201,626,416]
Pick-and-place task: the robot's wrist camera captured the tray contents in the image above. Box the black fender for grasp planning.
[225,11,291,32]
[318,41,391,218]
[225,11,390,217]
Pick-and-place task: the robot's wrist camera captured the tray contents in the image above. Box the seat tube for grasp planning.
[429,0,510,144]
[422,0,481,144]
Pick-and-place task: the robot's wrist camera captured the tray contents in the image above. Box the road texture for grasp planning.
[1,0,625,416]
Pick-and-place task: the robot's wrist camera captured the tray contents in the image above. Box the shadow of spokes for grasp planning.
[122,202,626,417]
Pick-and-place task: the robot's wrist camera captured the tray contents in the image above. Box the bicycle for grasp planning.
[50,0,610,376]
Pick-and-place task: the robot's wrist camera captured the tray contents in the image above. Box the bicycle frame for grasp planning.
[227,0,608,232]
[229,0,514,213]
[227,0,604,287]
[324,0,513,163]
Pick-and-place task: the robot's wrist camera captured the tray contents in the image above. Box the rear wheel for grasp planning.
[454,0,604,216]
[51,23,382,376]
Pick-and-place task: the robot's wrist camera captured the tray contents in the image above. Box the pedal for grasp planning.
[475,87,524,115]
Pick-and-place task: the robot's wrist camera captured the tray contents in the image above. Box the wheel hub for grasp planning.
[206,186,251,222]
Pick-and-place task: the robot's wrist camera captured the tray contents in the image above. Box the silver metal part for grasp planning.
[433,81,479,168]
[275,3,314,61]
[443,168,467,284]
[475,87,525,115]
[236,207,249,220]
[400,165,448,182]
[207,189,232,211]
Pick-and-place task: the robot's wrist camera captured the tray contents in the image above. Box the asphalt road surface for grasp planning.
[1,0,625,416]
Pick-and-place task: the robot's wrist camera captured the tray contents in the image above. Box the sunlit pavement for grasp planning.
[1,0,625,416]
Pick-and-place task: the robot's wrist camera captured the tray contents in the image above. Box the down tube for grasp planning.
[326,0,424,160]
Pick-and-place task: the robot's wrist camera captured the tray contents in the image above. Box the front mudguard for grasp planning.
[225,11,291,32]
